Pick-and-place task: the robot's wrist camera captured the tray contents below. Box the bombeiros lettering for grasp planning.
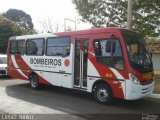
[30,58,62,66]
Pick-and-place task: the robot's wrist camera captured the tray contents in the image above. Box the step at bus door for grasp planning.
[74,38,88,89]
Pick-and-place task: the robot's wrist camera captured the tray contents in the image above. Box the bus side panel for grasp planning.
[8,55,28,80]
[19,43,74,88]
[62,43,73,88]
[87,32,126,99]
[33,71,51,85]
[87,54,125,99]
[7,39,29,80]
[107,80,125,99]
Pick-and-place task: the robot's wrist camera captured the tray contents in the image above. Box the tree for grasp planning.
[39,18,61,33]
[3,9,34,30]
[73,0,160,37]
[0,16,36,53]
[0,16,21,53]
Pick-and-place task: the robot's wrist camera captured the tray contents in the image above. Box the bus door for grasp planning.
[74,38,88,89]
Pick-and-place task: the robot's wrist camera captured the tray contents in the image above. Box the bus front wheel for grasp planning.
[94,84,113,104]
[29,74,40,90]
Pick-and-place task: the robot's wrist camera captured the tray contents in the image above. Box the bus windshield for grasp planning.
[121,30,153,72]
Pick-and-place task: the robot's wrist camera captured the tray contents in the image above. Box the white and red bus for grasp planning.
[7,27,154,104]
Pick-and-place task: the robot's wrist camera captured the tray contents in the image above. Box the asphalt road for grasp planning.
[0,76,160,120]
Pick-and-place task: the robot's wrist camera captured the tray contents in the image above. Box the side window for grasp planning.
[46,37,70,56]
[17,40,25,55]
[93,39,124,69]
[10,40,25,55]
[10,41,17,54]
[26,39,44,55]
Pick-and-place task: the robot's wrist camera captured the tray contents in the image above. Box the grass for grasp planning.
[153,75,160,94]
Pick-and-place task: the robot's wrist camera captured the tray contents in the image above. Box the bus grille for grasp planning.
[142,86,152,94]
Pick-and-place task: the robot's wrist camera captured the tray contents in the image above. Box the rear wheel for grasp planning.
[29,74,40,90]
[94,84,113,104]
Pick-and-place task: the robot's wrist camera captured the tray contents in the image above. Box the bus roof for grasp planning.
[9,27,135,40]
[53,27,136,36]
[9,33,56,40]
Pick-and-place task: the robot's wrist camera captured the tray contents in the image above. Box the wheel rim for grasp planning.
[97,88,109,102]
[31,76,38,88]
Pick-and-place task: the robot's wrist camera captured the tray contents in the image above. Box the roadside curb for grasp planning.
[147,94,160,99]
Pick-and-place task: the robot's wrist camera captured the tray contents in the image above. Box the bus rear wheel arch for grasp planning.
[92,81,113,104]
[29,73,40,90]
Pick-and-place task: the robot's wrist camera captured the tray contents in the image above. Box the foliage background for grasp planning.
[0,9,36,53]
[73,0,160,37]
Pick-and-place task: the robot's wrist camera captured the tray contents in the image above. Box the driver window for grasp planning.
[93,39,124,69]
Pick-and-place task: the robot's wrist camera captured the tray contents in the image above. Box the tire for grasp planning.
[94,84,113,104]
[29,74,40,90]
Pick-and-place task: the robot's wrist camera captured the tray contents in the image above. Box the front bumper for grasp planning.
[125,80,154,100]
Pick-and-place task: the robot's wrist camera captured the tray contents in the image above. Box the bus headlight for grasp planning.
[130,74,140,85]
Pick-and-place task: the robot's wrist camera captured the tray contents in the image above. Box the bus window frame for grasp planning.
[26,38,45,56]
[10,40,17,55]
[10,40,25,55]
[46,36,71,57]
[93,38,125,70]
